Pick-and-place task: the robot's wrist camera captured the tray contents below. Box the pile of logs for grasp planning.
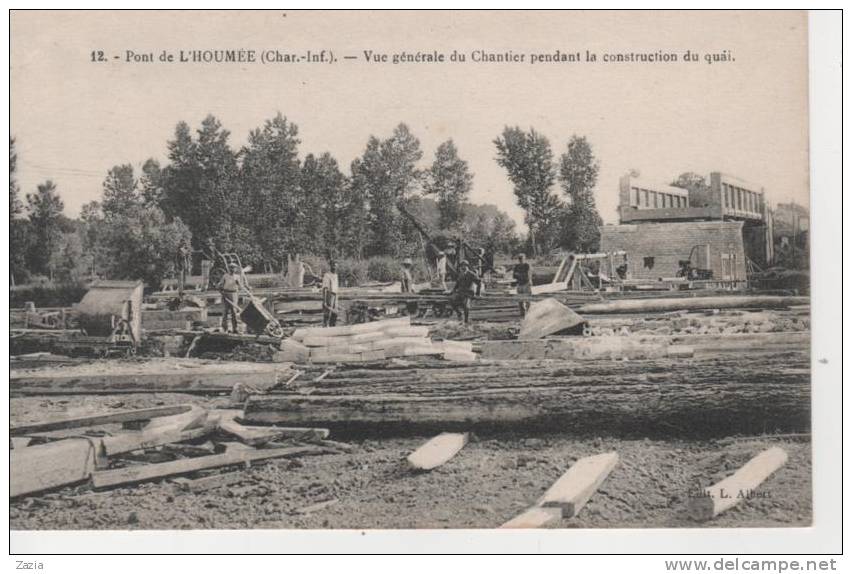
[244,349,810,437]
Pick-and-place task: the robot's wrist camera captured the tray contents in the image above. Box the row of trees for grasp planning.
[494,128,603,256]
[10,118,605,288]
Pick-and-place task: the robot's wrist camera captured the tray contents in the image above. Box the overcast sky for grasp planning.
[11,10,809,227]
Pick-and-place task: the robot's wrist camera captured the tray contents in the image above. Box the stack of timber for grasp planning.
[244,349,810,437]
[281,317,477,363]
[10,358,297,395]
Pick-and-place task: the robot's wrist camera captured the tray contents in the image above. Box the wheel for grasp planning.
[266,324,285,338]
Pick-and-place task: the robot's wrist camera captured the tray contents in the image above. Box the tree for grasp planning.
[671,172,711,206]
[301,152,358,258]
[26,180,65,276]
[239,113,302,266]
[160,116,240,253]
[10,137,30,284]
[493,127,562,255]
[423,139,473,230]
[97,204,193,289]
[558,135,603,253]
[351,123,423,256]
[10,137,22,219]
[102,164,139,216]
[139,159,164,207]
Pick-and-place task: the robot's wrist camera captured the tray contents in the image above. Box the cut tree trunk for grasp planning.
[244,351,810,437]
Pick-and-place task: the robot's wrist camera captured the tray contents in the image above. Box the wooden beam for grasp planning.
[10,364,291,395]
[217,410,330,445]
[10,405,192,435]
[407,433,468,471]
[100,407,214,456]
[11,438,102,497]
[92,445,335,489]
[689,447,789,521]
[538,452,619,518]
[577,296,809,315]
[171,471,244,493]
[499,506,562,529]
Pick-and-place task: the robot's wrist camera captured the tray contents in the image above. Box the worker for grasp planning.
[435,250,448,291]
[513,253,533,317]
[322,260,340,327]
[448,259,482,325]
[475,247,487,294]
[401,257,414,293]
[218,263,242,333]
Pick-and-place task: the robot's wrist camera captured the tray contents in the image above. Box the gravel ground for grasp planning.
[10,394,811,530]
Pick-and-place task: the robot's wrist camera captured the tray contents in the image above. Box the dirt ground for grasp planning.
[10,393,811,530]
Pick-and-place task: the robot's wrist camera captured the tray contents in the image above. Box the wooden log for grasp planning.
[11,438,101,497]
[577,296,809,315]
[538,452,619,517]
[11,363,291,395]
[297,498,339,514]
[407,433,469,470]
[244,355,810,436]
[689,447,789,521]
[92,445,334,489]
[217,410,329,444]
[10,405,192,435]
[500,506,562,528]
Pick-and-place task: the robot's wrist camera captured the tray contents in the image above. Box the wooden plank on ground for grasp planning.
[92,446,334,489]
[10,405,191,435]
[100,407,213,455]
[11,438,100,497]
[688,446,788,521]
[499,506,562,528]
[217,410,328,445]
[407,433,468,470]
[538,452,619,518]
[171,471,245,493]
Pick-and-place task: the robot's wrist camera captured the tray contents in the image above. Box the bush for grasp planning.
[10,281,89,308]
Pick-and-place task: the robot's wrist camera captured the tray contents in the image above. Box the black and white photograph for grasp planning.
[6,8,842,557]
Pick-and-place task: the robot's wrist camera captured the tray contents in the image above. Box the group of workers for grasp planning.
[215,251,533,333]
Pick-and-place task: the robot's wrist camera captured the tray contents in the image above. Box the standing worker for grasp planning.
[435,250,448,291]
[400,257,414,293]
[448,259,482,325]
[218,262,243,333]
[322,260,340,327]
[513,253,533,317]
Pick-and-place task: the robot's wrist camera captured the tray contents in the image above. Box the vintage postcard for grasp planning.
[7,9,833,554]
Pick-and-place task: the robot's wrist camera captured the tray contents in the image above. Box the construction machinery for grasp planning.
[676,245,714,280]
[56,280,144,357]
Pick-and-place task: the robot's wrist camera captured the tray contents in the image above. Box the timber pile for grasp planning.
[10,404,338,498]
[244,349,810,437]
[281,317,477,363]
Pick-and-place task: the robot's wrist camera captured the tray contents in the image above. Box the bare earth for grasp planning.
[10,393,811,530]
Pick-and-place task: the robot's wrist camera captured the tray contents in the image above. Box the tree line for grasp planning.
[9,117,604,289]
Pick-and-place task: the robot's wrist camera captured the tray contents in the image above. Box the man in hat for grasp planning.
[448,259,482,324]
[218,262,243,333]
[400,257,414,293]
[513,253,533,317]
[322,260,340,327]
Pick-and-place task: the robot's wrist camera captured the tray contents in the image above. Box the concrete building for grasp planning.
[601,173,774,285]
